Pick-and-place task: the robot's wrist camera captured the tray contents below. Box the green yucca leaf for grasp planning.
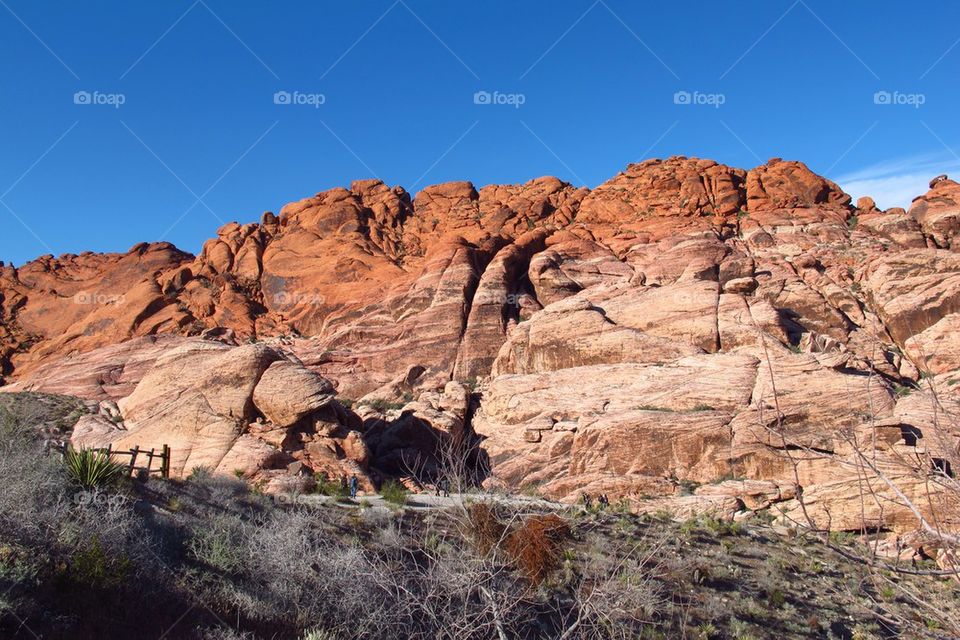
[63,446,125,489]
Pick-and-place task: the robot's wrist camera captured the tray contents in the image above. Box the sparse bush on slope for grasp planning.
[0,392,959,639]
[0,395,178,639]
[379,479,408,505]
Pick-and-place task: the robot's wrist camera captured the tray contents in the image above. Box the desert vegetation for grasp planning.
[0,393,959,639]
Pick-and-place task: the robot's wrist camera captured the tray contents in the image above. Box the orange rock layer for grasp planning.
[3,156,960,535]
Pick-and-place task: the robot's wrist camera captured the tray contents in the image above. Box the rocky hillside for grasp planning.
[2,156,959,545]
[5,389,959,640]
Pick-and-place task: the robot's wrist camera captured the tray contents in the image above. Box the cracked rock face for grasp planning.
[3,156,960,533]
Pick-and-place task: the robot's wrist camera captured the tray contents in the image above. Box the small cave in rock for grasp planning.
[932,457,954,478]
[900,425,922,447]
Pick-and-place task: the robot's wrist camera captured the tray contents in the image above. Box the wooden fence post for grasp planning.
[127,446,139,477]
[161,444,170,479]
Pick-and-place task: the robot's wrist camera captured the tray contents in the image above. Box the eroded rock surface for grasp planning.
[3,157,960,536]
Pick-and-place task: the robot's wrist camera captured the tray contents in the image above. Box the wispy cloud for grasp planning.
[836,151,960,210]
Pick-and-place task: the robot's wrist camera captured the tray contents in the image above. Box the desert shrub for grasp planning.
[0,433,71,544]
[187,465,214,482]
[729,618,758,640]
[682,514,743,539]
[0,408,177,636]
[677,478,700,495]
[396,533,535,640]
[68,535,132,589]
[892,382,914,397]
[380,479,408,505]
[0,541,43,618]
[464,502,507,555]
[238,509,328,622]
[313,474,349,498]
[562,541,664,638]
[188,514,248,575]
[179,504,399,637]
[360,398,406,412]
[0,392,88,437]
[767,587,786,608]
[254,510,403,636]
[63,446,125,489]
[505,513,571,584]
[171,468,258,515]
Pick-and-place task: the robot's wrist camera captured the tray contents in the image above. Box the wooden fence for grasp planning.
[50,442,171,479]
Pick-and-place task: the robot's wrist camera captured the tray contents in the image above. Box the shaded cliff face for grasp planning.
[3,156,960,534]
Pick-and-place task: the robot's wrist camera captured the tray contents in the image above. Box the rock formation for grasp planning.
[3,156,959,538]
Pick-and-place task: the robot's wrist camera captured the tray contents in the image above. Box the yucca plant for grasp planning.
[63,446,125,489]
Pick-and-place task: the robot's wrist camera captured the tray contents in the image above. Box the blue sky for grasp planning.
[1,1,958,266]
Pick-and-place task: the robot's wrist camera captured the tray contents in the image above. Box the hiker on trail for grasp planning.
[582,493,593,510]
[349,475,359,499]
[340,475,348,494]
[598,494,609,509]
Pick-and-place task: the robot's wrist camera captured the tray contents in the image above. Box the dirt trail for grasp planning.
[296,491,568,513]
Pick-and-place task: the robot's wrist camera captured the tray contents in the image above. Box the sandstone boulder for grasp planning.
[253,359,335,427]
[909,176,960,249]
